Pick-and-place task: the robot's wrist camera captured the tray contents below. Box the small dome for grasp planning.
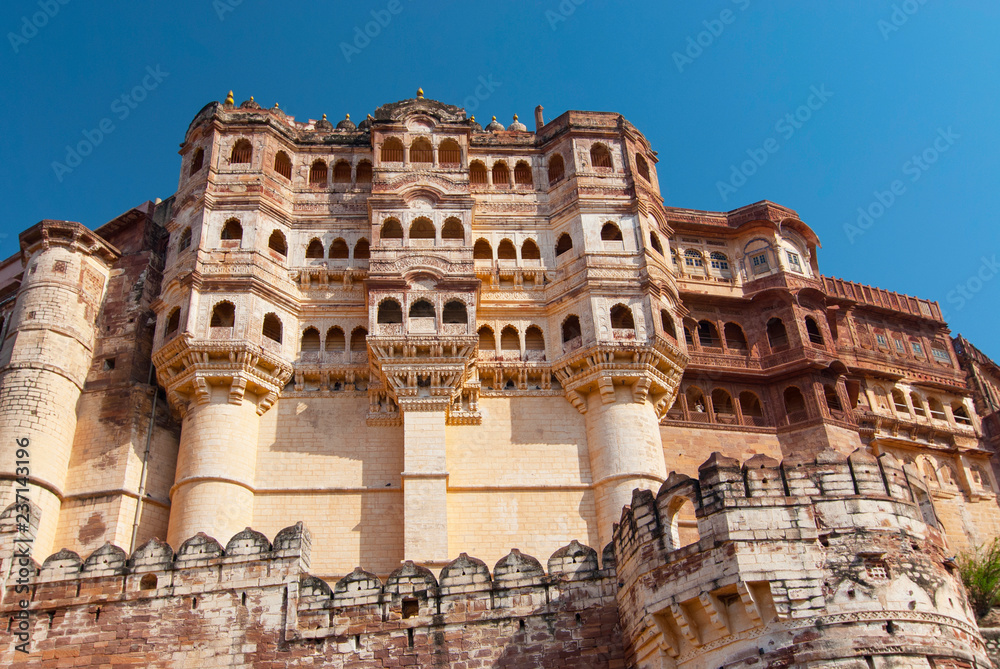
[468,116,483,133]
[270,103,286,118]
[336,113,356,131]
[485,115,504,132]
[240,96,262,110]
[315,114,334,131]
[507,114,526,132]
[358,114,374,132]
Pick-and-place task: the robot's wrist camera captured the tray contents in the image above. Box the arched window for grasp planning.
[952,402,972,426]
[333,160,352,184]
[443,300,467,324]
[497,239,516,260]
[325,326,345,351]
[766,318,788,350]
[469,161,488,185]
[687,386,707,414]
[473,239,492,260]
[230,139,252,164]
[409,300,435,319]
[262,313,282,343]
[555,233,573,257]
[521,239,541,260]
[349,327,368,352]
[210,301,235,327]
[783,386,806,417]
[441,218,464,242]
[479,326,496,352]
[492,161,510,186]
[305,239,324,258]
[590,143,613,170]
[667,497,700,550]
[381,218,403,240]
[910,392,926,418]
[273,151,292,180]
[697,320,720,348]
[514,160,532,186]
[684,249,704,268]
[178,227,192,252]
[525,326,545,351]
[724,323,748,352]
[309,160,327,186]
[635,154,650,181]
[739,391,766,425]
[601,222,623,241]
[710,252,730,276]
[562,315,582,344]
[661,311,676,340]
[825,385,843,413]
[500,326,520,351]
[165,308,181,338]
[354,239,370,259]
[409,137,433,164]
[439,139,461,166]
[610,304,634,330]
[268,230,287,256]
[301,327,321,352]
[190,148,204,175]
[928,397,947,421]
[355,160,373,184]
[409,217,435,240]
[377,299,402,324]
[649,232,663,255]
[329,238,349,259]
[892,389,909,415]
[805,317,824,345]
[381,137,404,163]
[548,154,565,185]
[712,389,735,419]
[221,218,243,242]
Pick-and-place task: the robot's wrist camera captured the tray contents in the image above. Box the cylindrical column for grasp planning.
[584,385,667,549]
[166,392,260,548]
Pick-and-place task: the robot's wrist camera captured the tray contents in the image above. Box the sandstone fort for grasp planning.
[2,90,1000,667]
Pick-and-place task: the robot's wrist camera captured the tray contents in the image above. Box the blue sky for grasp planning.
[1,1,998,357]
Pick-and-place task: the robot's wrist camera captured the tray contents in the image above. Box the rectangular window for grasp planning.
[894,339,905,354]
[786,251,802,272]
[875,334,888,348]
[751,253,769,274]
[912,342,924,357]
[685,254,703,267]
[932,347,950,362]
[710,257,728,270]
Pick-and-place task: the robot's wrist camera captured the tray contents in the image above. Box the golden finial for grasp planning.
[346,113,350,120]
[470,116,475,122]
[417,87,424,99]
[513,114,518,121]
[275,103,280,109]
[492,116,497,121]
[224,90,234,106]
[250,96,254,102]
[322,114,327,120]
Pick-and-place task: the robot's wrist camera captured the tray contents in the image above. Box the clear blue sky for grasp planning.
[2,1,998,357]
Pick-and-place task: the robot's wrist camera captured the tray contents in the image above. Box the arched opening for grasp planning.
[687,386,707,415]
[635,154,650,181]
[952,403,972,426]
[805,317,824,345]
[783,386,807,420]
[262,313,282,343]
[928,397,947,421]
[305,239,324,258]
[521,239,541,260]
[500,326,520,351]
[443,300,467,324]
[684,249,704,270]
[514,160,532,186]
[892,389,909,415]
[723,323,748,352]
[381,137,404,163]
[355,160,373,184]
[139,574,158,591]
[766,318,788,351]
[668,497,700,550]
[309,160,328,186]
[562,315,582,347]
[409,300,435,319]
[349,327,368,352]
[590,143,613,170]
[165,308,181,338]
[377,300,403,324]
[473,239,492,260]
[441,218,464,242]
[438,139,461,166]
[697,320,720,348]
[329,238,349,259]
[660,311,676,340]
[911,392,926,418]
[710,252,731,277]
[409,137,433,164]
[325,327,345,352]
[525,326,545,351]
[381,218,403,240]
[683,321,696,347]
[497,239,516,260]
[548,154,565,185]
[409,217,435,240]
[478,326,496,353]
[354,239,370,259]
[555,233,573,256]
[600,222,623,241]
[825,385,843,413]
[610,304,634,330]
[492,161,510,186]
[178,227,192,252]
[739,391,766,426]
[268,230,287,256]
[273,151,292,180]
[333,160,352,184]
[210,301,235,328]
[230,138,252,164]
[190,148,204,175]
[469,160,488,185]
[649,232,663,255]
[221,218,243,243]
[712,388,735,422]
[301,327,321,352]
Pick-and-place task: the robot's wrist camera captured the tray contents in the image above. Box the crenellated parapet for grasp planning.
[612,448,989,669]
